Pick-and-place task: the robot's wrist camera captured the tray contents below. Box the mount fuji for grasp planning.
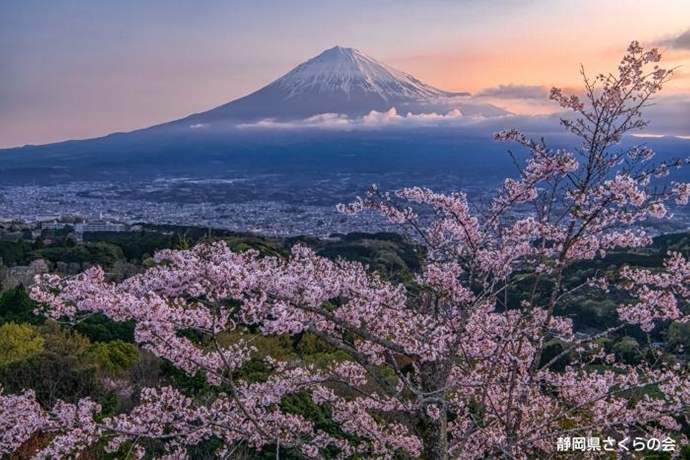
[0,46,515,184]
[166,46,508,129]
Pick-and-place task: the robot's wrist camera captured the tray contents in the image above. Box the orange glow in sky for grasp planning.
[1,0,689,146]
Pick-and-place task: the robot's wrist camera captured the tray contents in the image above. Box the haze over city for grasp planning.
[2,0,690,148]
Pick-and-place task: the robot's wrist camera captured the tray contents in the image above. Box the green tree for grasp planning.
[0,284,42,325]
[0,322,103,407]
[32,242,125,269]
[32,236,46,250]
[666,321,690,350]
[613,336,643,365]
[171,231,189,249]
[0,322,44,365]
[88,340,139,375]
[0,240,31,266]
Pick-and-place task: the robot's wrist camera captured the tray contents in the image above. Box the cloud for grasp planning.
[642,96,690,135]
[237,107,491,131]
[235,94,690,139]
[630,133,665,139]
[475,84,550,100]
[658,28,690,50]
[189,123,209,129]
[243,113,350,129]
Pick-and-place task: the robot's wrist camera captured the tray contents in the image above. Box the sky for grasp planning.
[1,0,689,148]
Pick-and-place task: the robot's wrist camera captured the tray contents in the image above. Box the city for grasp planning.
[3,176,690,239]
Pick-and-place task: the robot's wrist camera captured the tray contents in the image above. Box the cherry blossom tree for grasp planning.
[2,41,689,459]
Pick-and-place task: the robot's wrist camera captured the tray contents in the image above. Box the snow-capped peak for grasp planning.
[268,46,454,101]
[180,45,505,125]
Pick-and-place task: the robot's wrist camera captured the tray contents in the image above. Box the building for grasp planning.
[9,265,35,276]
[74,221,127,233]
[4,265,38,289]
[35,214,61,223]
[41,221,69,230]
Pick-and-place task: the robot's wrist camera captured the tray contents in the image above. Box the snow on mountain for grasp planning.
[174,46,508,127]
[270,46,459,101]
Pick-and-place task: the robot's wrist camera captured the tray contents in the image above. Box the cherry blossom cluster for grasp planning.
[617,251,690,331]
[0,388,102,459]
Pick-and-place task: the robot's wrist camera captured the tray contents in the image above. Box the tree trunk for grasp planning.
[420,413,448,460]
[420,361,449,460]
